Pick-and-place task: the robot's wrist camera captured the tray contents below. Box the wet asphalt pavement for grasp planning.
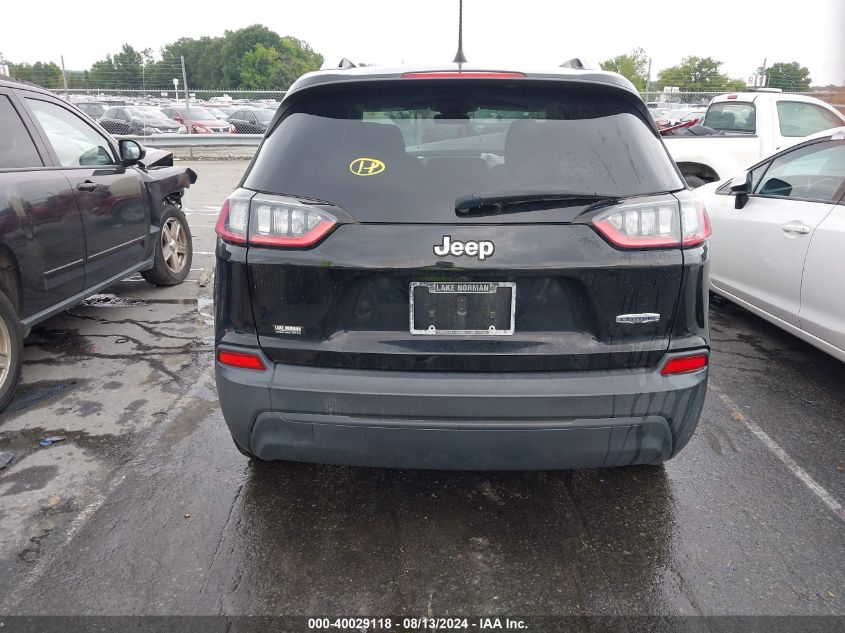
[0,160,843,623]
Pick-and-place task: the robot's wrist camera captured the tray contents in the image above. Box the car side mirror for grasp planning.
[729,171,752,209]
[119,139,146,167]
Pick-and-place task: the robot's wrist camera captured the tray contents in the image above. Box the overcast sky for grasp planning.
[3,0,844,85]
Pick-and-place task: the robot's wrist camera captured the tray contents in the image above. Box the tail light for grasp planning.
[661,353,708,376]
[217,350,266,371]
[215,192,337,248]
[592,199,711,249]
[680,200,711,246]
[215,196,250,244]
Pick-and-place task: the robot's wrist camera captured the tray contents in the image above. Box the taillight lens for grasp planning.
[592,199,711,249]
[215,193,337,248]
[593,200,681,248]
[217,350,266,371]
[680,199,712,246]
[661,354,708,376]
[249,195,336,247]
[215,196,249,244]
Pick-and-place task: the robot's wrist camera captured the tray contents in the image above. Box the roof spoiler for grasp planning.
[559,57,597,71]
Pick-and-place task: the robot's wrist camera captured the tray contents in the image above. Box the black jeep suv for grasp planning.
[0,77,196,410]
[214,65,710,469]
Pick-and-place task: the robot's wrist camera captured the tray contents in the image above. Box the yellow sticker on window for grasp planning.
[349,157,386,176]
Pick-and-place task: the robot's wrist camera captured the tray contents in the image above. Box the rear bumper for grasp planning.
[216,351,708,470]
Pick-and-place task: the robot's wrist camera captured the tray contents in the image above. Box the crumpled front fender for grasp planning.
[136,165,198,225]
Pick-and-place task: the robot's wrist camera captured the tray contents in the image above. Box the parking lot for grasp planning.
[0,160,843,622]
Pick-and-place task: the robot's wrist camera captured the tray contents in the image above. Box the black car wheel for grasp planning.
[142,205,193,286]
[0,291,23,412]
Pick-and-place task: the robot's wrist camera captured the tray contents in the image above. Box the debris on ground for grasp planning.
[197,268,214,288]
[39,436,66,447]
[81,294,146,307]
[0,452,14,469]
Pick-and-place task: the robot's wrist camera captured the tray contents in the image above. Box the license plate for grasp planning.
[409,281,515,336]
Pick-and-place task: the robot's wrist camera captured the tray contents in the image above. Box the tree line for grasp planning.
[4,35,816,94]
[3,25,324,91]
[600,48,813,92]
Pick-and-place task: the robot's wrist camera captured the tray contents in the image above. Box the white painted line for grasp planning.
[194,251,215,255]
[711,385,845,523]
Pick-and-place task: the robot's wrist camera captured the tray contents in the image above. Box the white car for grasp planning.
[696,127,845,361]
[665,91,845,187]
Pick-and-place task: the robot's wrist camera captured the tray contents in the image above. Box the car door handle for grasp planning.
[77,181,98,192]
[781,222,811,235]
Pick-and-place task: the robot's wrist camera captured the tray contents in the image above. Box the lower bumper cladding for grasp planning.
[215,350,708,470]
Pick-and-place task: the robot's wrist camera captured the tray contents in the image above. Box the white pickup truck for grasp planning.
[664,91,845,187]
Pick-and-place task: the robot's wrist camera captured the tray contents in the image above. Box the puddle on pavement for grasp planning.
[1,380,83,418]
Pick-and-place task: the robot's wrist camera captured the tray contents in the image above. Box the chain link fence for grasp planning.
[62,88,288,103]
[60,87,842,110]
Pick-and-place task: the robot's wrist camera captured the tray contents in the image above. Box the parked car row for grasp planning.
[70,98,277,135]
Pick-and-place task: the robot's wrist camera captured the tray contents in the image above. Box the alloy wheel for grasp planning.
[161,217,188,274]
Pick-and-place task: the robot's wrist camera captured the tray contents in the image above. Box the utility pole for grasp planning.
[60,55,69,99]
[181,55,193,158]
[645,58,652,94]
[759,57,767,88]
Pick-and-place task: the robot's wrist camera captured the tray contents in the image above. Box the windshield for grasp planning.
[703,102,756,132]
[245,81,684,223]
[255,109,275,122]
[126,107,176,125]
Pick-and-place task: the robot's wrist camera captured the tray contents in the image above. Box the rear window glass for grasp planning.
[703,102,756,133]
[776,101,843,137]
[245,81,683,222]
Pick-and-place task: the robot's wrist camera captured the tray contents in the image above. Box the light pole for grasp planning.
[172,77,179,101]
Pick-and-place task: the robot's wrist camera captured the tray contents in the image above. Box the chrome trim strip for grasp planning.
[616,313,661,324]
[43,258,84,278]
[87,235,146,262]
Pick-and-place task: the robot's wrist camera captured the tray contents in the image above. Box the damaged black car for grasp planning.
[0,77,197,411]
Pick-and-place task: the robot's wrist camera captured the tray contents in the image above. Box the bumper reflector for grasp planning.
[218,350,266,371]
[661,354,708,376]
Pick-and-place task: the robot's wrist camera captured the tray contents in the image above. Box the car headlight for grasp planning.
[177,125,187,134]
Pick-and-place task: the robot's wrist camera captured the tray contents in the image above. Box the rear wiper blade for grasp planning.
[455,190,617,217]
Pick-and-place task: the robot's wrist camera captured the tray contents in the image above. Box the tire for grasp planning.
[684,175,707,189]
[0,291,23,412]
[141,205,193,286]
